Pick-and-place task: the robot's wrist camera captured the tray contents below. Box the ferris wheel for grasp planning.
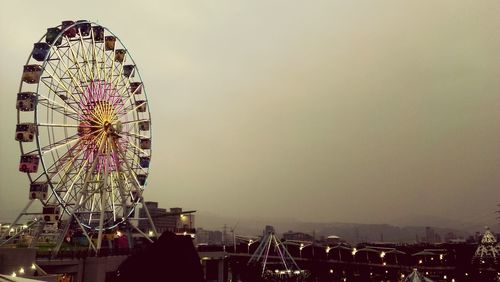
[5,20,156,253]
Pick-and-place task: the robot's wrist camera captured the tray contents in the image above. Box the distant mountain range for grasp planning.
[196,212,498,243]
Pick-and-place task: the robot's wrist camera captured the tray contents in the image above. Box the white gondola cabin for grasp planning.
[138,121,149,131]
[135,100,146,112]
[139,138,151,150]
[42,205,60,222]
[19,154,40,173]
[16,92,37,111]
[15,123,37,142]
[22,65,43,84]
[30,182,48,200]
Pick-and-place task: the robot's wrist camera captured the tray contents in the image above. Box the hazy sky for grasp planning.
[1,1,499,229]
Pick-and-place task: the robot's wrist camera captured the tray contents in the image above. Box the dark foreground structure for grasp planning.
[110,232,203,282]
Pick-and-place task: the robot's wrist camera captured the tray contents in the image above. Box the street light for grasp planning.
[247,240,254,254]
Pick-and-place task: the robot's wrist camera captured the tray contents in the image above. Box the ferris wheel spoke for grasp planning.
[108,60,127,92]
[114,145,143,191]
[50,44,86,104]
[108,173,118,223]
[77,33,96,84]
[122,149,147,174]
[96,164,109,248]
[119,131,150,140]
[98,35,110,86]
[119,119,149,126]
[53,158,87,204]
[119,138,149,157]
[41,64,84,112]
[46,138,90,183]
[43,138,83,176]
[109,139,134,217]
[90,29,102,81]
[38,83,81,119]
[38,123,91,128]
[119,100,148,119]
[64,36,93,85]
[78,132,106,195]
[43,147,86,205]
[38,134,80,155]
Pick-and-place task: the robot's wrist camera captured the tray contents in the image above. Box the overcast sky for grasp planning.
[1,1,499,229]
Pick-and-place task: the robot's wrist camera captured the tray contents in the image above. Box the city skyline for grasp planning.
[1,1,499,229]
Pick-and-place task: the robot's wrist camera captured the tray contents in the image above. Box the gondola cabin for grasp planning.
[22,65,43,84]
[139,156,150,168]
[123,65,135,77]
[61,20,77,38]
[43,205,60,222]
[32,42,50,62]
[105,36,116,51]
[92,26,104,42]
[115,49,126,63]
[138,121,149,131]
[139,138,151,150]
[15,123,37,142]
[130,82,142,94]
[29,182,48,200]
[136,174,147,186]
[135,100,147,112]
[45,27,62,46]
[16,92,37,111]
[76,20,91,36]
[19,154,39,173]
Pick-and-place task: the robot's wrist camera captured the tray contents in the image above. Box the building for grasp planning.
[138,202,195,235]
[196,228,223,245]
[282,230,314,242]
[424,226,441,244]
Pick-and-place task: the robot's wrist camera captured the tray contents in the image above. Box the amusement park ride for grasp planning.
[0,20,157,256]
[247,226,310,281]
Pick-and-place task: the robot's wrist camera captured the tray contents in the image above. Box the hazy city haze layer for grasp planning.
[0,1,499,229]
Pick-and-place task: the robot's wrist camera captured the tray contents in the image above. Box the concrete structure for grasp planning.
[37,255,128,282]
[0,248,128,282]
